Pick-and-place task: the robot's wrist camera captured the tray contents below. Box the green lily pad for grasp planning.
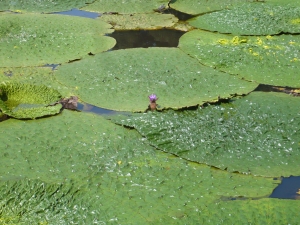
[1,109,297,224]
[112,92,300,177]
[99,13,178,30]
[189,3,300,35]
[169,0,249,15]
[0,13,115,67]
[0,179,84,224]
[82,0,169,14]
[179,30,300,87]
[0,82,62,119]
[0,67,73,97]
[0,110,279,223]
[0,0,93,13]
[55,48,257,111]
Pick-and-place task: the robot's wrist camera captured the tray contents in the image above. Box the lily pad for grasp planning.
[189,3,300,35]
[99,13,178,30]
[0,0,93,13]
[0,82,62,119]
[54,47,257,111]
[0,110,279,223]
[0,67,73,97]
[169,0,249,15]
[0,13,115,67]
[179,30,300,87]
[82,0,170,14]
[112,92,300,177]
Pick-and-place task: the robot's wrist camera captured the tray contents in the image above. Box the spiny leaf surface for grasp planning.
[112,92,300,177]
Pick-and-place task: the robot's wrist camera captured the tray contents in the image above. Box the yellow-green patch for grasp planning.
[179,30,300,87]
[0,82,62,119]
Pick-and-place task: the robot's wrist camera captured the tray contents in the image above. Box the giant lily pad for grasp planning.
[0,0,93,13]
[0,13,115,67]
[189,3,300,35]
[169,0,250,15]
[179,30,300,87]
[0,67,73,97]
[112,92,300,177]
[0,82,62,119]
[99,13,178,30]
[82,0,170,14]
[54,48,257,111]
[0,109,280,224]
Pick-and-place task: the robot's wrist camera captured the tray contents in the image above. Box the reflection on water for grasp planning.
[77,102,116,115]
[52,8,99,19]
[270,176,300,200]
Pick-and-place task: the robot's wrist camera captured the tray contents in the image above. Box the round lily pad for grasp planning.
[179,29,300,87]
[0,82,62,119]
[99,13,178,30]
[0,13,116,67]
[112,92,300,177]
[82,0,169,14]
[54,47,257,111]
[0,0,93,13]
[189,3,300,35]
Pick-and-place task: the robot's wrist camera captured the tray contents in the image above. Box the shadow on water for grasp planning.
[109,29,185,50]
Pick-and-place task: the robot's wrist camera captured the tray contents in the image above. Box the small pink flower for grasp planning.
[148,94,158,103]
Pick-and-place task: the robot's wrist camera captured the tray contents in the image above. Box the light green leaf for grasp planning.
[0,13,115,67]
[179,29,300,87]
[112,92,300,177]
[55,47,257,111]
[99,13,178,30]
[0,82,62,119]
[189,3,300,35]
[82,0,169,14]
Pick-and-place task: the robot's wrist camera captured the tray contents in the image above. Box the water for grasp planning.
[52,8,99,19]
[270,176,300,200]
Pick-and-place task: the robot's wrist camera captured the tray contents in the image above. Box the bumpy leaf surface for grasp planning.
[179,30,300,87]
[189,3,300,35]
[0,110,279,223]
[0,13,115,67]
[0,82,62,119]
[112,92,300,177]
[55,48,257,111]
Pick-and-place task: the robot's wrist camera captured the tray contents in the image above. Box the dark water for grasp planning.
[270,176,300,200]
[109,29,185,50]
